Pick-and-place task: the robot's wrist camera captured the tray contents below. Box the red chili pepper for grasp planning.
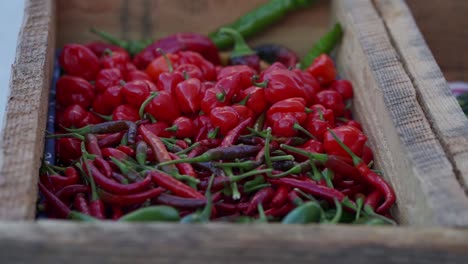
[97,132,125,148]
[308,104,335,125]
[48,167,80,189]
[306,54,336,86]
[215,202,238,215]
[86,41,126,57]
[93,157,113,178]
[156,71,184,94]
[175,63,204,80]
[246,187,275,215]
[220,117,252,147]
[56,137,82,164]
[330,80,353,100]
[340,184,365,197]
[111,206,124,220]
[316,90,345,117]
[85,134,102,157]
[362,145,374,165]
[150,171,204,199]
[365,190,383,211]
[92,85,123,115]
[174,78,203,115]
[146,52,181,81]
[144,91,181,123]
[271,178,345,202]
[188,138,221,158]
[210,106,241,136]
[73,193,91,215]
[292,69,320,105]
[166,117,196,139]
[56,184,90,202]
[112,105,140,122]
[198,176,230,192]
[176,51,217,81]
[100,50,130,72]
[168,153,197,178]
[345,120,363,131]
[265,202,294,217]
[240,86,268,115]
[140,125,177,173]
[154,193,206,210]
[121,80,152,108]
[200,87,229,114]
[116,145,135,157]
[101,147,129,160]
[59,104,89,128]
[134,33,220,70]
[138,122,171,138]
[323,125,367,158]
[99,187,165,206]
[266,97,308,137]
[124,70,152,82]
[271,185,289,208]
[56,76,95,108]
[232,105,255,123]
[38,183,70,219]
[260,64,307,104]
[288,139,323,162]
[95,68,123,93]
[217,65,256,89]
[59,44,100,81]
[85,160,151,194]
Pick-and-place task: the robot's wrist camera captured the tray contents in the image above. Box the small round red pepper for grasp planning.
[323,125,367,158]
[210,106,241,136]
[56,76,95,108]
[59,44,101,81]
[330,79,353,100]
[95,68,123,93]
[306,54,337,86]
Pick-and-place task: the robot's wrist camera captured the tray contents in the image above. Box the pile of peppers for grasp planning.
[38,0,396,225]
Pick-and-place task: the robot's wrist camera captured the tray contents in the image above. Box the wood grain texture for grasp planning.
[405,0,468,82]
[57,0,331,56]
[373,0,468,219]
[1,221,468,264]
[334,0,468,226]
[0,0,55,220]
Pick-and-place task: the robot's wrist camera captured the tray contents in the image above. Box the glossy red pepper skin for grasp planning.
[271,178,345,202]
[59,44,101,81]
[86,41,126,57]
[290,139,324,162]
[306,54,337,86]
[292,69,320,105]
[92,85,123,115]
[362,145,374,165]
[193,115,215,141]
[121,80,152,108]
[267,97,307,137]
[102,147,129,160]
[218,65,256,89]
[232,105,255,123]
[56,137,82,164]
[156,71,184,94]
[220,117,252,148]
[100,50,130,72]
[246,187,275,215]
[140,125,177,173]
[330,80,353,100]
[168,153,197,178]
[261,64,307,104]
[124,70,152,82]
[48,167,80,190]
[175,63,204,81]
[168,117,196,139]
[271,185,289,208]
[265,202,294,218]
[175,78,203,115]
[146,53,181,82]
[210,106,241,136]
[56,76,95,108]
[98,132,125,148]
[138,122,171,138]
[116,145,135,157]
[95,68,123,94]
[365,190,383,211]
[323,125,367,158]
[112,105,140,122]
[85,134,102,157]
[316,90,345,117]
[150,171,205,199]
[240,86,268,115]
[356,162,395,213]
[73,193,91,215]
[134,33,220,70]
[145,91,181,123]
[200,87,229,114]
[99,187,165,206]
[39,183,71,219]
[214,73,243,104]
[305,104,335,141]
[60,104,89,128]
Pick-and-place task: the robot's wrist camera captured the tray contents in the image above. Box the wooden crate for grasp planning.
[2,0,468,262]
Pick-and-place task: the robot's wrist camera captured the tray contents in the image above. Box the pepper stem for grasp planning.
[280,144,328,163]
[165,125,178,133]
[46,132,85,141]
[219,27,255,57]
[293,123,317,140]
[90,27,127,48]
[238,94,251,106]
[224,167,241,200]
[139,92,158,120]
[252,78,269,88]
[156,48,174,73]
[264,127,273,176]
[229,168,273,183]
[326,128,362,165]
[328,198,343,224]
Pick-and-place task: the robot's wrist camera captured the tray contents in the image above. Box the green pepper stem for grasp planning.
[214,160,258,170]
[280,144,328,163]
[238,94,251,106]
[165,125,178,132]
[229,168,273,183]
[207,127,219,139]
[252,79,269,88]
[219,27,255,57]
[257,204,268,223]
[224,167,241,200]
[90,27,127,48]
[363,205,397,225]
[322,168,334,189]
[156,48,174,73]
[293,123,317,140]
[46,132,85,141]
[244,183,271,194]
[264,127,273,176]
[355,195,364,221]
[175,142,200,156]
[326,128,362,165]
[92,111,113,121]
[139,92,158,120]
[328,198,343,224]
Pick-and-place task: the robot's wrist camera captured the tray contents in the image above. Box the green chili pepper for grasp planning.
[282,201,322,224]
[209,0,318,49]
[119,206,180,222]
[68,211,98,222]
[327,199,342,224]
[352,216,390,226]
[181,174,215,223]
[255,204,268,223]
[300,23,343,69]
[90,28,152,56]
[219,27,256,58]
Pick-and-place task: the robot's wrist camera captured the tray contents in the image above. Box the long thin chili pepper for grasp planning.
[271,185,289,208]
[102,147,129,160]
[99,187,165,206]
[150,171,205,199]
[73,193,91,215]
[66,120,137,144]
[98,132,125,148]
[246,187,275,215]
[154,193,206,210]
[47,167,80,189]
[140,125,178,174]
[220,117,252,147]
[38,183,70,219]
[81,160,106,219]
[56,184,90,201]
[85,134,102,157]
[265,202,294,217]
[93,157,113,178]
[180,174,215,223]
[364,190,383,212]
[168,152,197,178]
[327,128,395,213]
[300,23,343,69]
[270,161,311,178]
[270,178,345,202]
[119,206,180,222]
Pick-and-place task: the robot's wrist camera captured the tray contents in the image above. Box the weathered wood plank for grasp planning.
[334,0,468,226]
[405,0,468,82]
[1,222,468,264]
[0,0,55,220]
[374,0,468,214]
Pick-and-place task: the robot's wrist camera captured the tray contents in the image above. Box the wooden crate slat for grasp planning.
[0,0,55,220]
[1,222,468,264]
[334,0,468,226]
[374,0,468,203]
